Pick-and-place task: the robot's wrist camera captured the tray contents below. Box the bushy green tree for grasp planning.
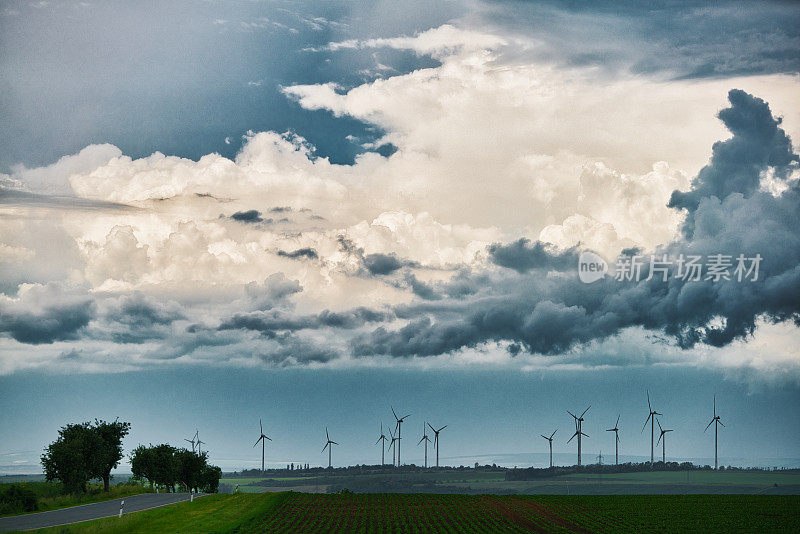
[41,423,100,494]
[130,445,157,490]
[41,419,130,494]
[93,419,131,492]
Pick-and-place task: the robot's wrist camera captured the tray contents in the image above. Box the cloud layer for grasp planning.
[0,21,798,381]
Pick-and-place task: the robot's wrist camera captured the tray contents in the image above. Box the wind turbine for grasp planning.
[375,423,388,466]
[427,423,447,468]
[184,430,197,453]
[641,390,662,465]
[418,422,432,468]
[195,432,205,455]
[322,428,337,468]
[656,419,673,464]
[606,415,620,465]
[540,429,557,468]
[253,419,271,472]
[704,394,725,469]
[391,406,411,466]
[387,426,399,467]
[567,406,590,466]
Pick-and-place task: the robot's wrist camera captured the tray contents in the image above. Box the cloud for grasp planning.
[0,283,94,344]
[352,90,800,357]
[230,209,264,223]
[277,247,319,260]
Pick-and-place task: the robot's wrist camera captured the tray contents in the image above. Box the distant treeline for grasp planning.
[226,462,798,480]
[505,462,799,481]
[130,444,221,493]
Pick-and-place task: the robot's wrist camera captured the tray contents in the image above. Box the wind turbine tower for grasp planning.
[641,391,662,465]
[322,428,338,468]
[376,423,388,466]
[184,431,197,453]
[388,427,399,467]
[418,422,431,468]
[704,394,725,469]
[606,415,620,465]
[567,406,590,466]
[391,406,411,466]
[656,419,673,464]
[540,429,557,468]
[427,423,447,468]
[253,419,271,472]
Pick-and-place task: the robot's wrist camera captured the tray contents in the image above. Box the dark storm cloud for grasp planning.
[98,294,185,344]
[352,90,800,358]
[230,210,264,223]
[219,307,390,336]
[488,239,576,273]
[277,247,319,260]
[0,284,94,344]
[669,89,799,235]
[336,235,421,277]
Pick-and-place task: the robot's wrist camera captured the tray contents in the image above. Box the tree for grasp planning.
[41,423,99,494]
[92,419,131,492]
[151,444,178,492]
[175,449,206,492]
[130,445,157,490]
[199,465,221,493]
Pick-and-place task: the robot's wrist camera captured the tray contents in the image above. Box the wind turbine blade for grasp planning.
[647,390,651,411]
[713,394,716,417]
[376,437,382,445]
[391,406,399,420]
[322,443,328,452]
[326,428,330,441]
[657,433,662,446]
[265,436,272,441]
[253,437,262,448]
[550,429,557,439]
[402,414,411,420]
[616,414,620,427]
[438,425,447,432]
[581,432,589,437]
[718,420,725,427]
[567,410,578,419]
[704,419,714,432]
[657,418,663,433]
[260,419,263,434]
[331,441,338,445]
[642,413,652,433]
[418,435,425,445]
[581,405,591,418]
[567,431,578,443]
[665,429,673,433]
[541,435,548,440]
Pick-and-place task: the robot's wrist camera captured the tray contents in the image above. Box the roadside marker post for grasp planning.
[119,500,124,518]
[191,490,194,502]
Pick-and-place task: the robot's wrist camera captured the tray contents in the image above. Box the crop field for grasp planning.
[219,469,800,495]
[29,492,800,533]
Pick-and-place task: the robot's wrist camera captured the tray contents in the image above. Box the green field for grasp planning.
[0,483,150,518]
[220,469,800,495]
[28,492,800,533]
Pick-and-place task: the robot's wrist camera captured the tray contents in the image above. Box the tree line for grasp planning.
[40,419,220,494]
[130,444,221,493]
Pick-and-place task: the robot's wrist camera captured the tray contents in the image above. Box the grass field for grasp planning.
[28,492,800,533]
[220,469,800,495]
[0,483,151,518]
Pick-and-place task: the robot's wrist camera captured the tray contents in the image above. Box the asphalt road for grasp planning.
[0,492,204,532]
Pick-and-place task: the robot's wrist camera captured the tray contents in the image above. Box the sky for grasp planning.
[0,0,799,474]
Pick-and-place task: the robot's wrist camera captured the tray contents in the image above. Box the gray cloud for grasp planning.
[352,90,800,358]
[229,209,264,223]
[0,283,94,344]
[277,247,319,260]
